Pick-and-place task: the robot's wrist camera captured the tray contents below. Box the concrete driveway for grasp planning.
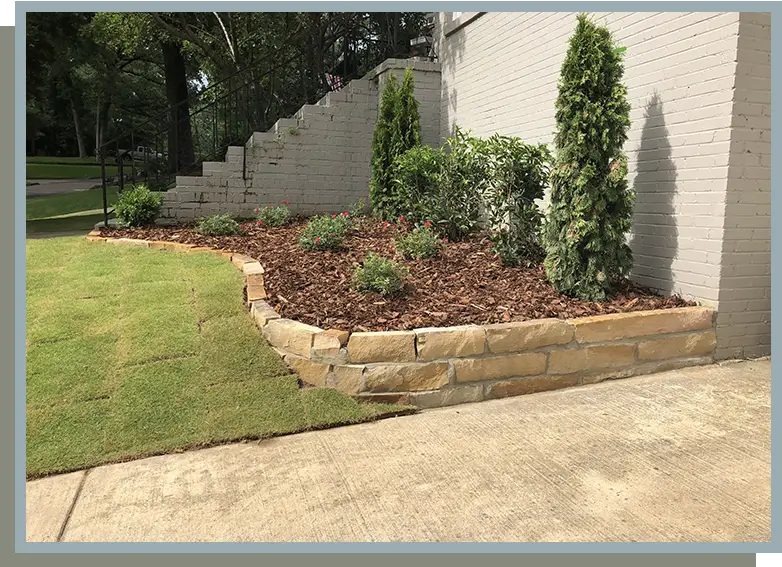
[26,359,770,543]
[26,179,100,198]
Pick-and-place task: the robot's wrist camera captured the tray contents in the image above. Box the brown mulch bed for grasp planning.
[100,218,695,333]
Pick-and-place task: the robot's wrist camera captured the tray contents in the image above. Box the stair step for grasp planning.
[273,118,299,133]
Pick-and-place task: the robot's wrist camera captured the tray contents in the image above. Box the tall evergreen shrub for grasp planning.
[543,13,634,301]
[370,68,421,219]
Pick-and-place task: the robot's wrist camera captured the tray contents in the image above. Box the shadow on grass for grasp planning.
[27,213,108,235]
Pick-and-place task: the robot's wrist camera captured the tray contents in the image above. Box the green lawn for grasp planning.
[27,162,118,180]
[27,187,119,221]
[27,156,101,165]
[26,237,409,478]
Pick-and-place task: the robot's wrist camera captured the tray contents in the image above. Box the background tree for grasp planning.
[543,14,634,301]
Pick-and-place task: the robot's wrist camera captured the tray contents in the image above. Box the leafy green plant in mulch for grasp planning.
[114,184,163,228]
[254,201,293,228]
[480,135,552,267]
[370,68,421,220]
[544,14,634,301]
[395,223,441,260]
[353,253,409,297]
[391,128,484,242]
[298,212,352,251]
[196,214,246,236]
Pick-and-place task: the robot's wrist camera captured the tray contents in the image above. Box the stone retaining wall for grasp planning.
[87,231,717,410]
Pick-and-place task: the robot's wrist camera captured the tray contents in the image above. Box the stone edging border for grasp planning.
[86,231,718,410]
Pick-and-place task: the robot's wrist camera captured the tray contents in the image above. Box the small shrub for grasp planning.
[114,184,162,228]
[196,214,245,236]
[391,128,484,241]
[480,135,552,266]
[254,202,292,227]
[395,224,440,259]
[353,253,409,297]
[299,213,351,251]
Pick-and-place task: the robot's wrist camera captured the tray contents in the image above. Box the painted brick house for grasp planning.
[162,11,770,361]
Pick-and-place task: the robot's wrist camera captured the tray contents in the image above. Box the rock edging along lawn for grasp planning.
[87,231,717,409]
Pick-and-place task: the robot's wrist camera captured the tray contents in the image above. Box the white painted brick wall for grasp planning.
[438,11,770,358]
[162,59,442,218]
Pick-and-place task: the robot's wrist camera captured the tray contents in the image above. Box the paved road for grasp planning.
[26,359,770,543]
[26,179,100,198]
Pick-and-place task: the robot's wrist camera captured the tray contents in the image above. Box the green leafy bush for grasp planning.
[114,184,162,228]
[353,253,409,296]
[391,128,484,241]
[298,213,351,251]
[544,14,634,301]
[480,135,552,266]
[254,201,292,227]
[195,214,245,236]
[370,68,421,220]
[395,224,441,259]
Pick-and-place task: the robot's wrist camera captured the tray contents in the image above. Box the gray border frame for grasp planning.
[15,1,777,553]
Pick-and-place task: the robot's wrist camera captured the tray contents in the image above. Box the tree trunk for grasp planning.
[70,98,88,158]
[161,40,194,174]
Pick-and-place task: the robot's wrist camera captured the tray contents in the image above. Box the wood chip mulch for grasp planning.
[100,218,695,333]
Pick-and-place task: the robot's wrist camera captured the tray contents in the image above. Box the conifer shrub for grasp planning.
[543,13,634,301]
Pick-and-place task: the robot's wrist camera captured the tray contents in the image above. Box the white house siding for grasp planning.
[437,12,770,359]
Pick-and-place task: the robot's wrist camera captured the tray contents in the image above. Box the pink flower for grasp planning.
[329,233,334,237]
[383,222,389,228]
[254,208,259,213]
[341,212,349,217]
[282,200,290,205]
[315,237,321,243]
[390,224,396,230]
[332,214,337,219]
[424,221,431,227]
[398,216,405,222]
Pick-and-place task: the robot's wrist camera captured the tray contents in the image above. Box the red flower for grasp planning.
[424,221,431,227]
[332,214,337,219]
[383,222,389,228]
[341,212,349,217]
[398,216,405,222]
[390,224,396,230]
[329,233,334,237]
[282,200,290,205]
[315,237,321,243]
[240,225,245,230]
[257,220,262,226]
[254,208,259,213]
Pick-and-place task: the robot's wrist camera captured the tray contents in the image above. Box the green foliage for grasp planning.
[543,14,634,301]
[353,253,409,296]
[480,135,552,266]
[299,213,352,251]
[391,128,484,241]
[196,214,245,236]
[254,202,293,227]
[395,225,441,259]
[114,184,162,228]
[370,68,422,219]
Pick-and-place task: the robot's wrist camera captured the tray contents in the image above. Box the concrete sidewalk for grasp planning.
[26,179,99,198]
[27,359,770,543]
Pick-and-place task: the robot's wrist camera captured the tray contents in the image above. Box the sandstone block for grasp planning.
[244,274,267,302]
[548,344,636,375]
[569,307,714,343]
[364,362,449,392]
[485,319,573,353]
[250,301,280,327]
[486,375,580,399]
[347,331,416,363]
[231,254,256,270]
[409,384,483,409]
[109,238,149,247]
[242,262,265,275]
[327,365,365,395]
[453,352,547,383]
[262,318,322,358]
[284,353,331,387]
[415,325,486,361]
[637,331,717,362]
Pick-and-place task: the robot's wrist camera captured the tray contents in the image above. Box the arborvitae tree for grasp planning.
[543,13,634,301]
[370,68,421,219]
[370,73,400,219]
[392,67,421,158]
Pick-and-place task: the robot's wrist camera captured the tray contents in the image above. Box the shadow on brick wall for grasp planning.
[630,93,678,295]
